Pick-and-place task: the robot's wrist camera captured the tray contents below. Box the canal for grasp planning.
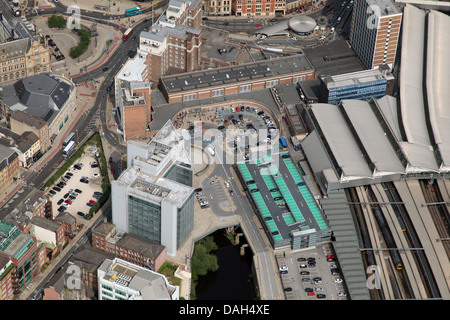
[195,228,257,300]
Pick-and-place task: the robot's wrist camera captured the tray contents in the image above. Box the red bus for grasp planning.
[122,28,133,41]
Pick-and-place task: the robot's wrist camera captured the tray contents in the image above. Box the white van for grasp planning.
[206,146,215,156]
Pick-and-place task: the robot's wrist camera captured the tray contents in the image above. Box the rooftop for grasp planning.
[160,54,313,94]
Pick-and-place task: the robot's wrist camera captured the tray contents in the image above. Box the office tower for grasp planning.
[350,0,402,69]
[111,120,194,256]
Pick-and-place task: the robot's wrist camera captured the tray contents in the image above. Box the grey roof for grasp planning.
[10,110,47,129]
[288,15,317,33]
[0,38,29,59]
[399,5,438,172]
[309,103,373,178]
[116,233,165,260]
[339,99,405,174]
[160,54,313,94]
[425,9,450,171]
[31,215,61,232]
[11,73,73,111]
[303,40,365,77]
[319,189,371,300]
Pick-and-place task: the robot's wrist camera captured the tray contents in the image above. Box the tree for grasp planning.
[48,15,67,29]
[191,236,218,281]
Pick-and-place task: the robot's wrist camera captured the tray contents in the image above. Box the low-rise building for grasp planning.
[30,216,67,257]
[0,220,38,294]
[2,73,76,147]
[159,54,315,103]
[0,144,19,195]
[93,222,166,272]
[97,258,179,300]
[233,0,286,17]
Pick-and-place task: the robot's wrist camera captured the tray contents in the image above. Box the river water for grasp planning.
[195,229,256,300]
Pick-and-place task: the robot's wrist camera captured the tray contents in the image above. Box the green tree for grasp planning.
[48,15,67,28]
[191,236,218,281]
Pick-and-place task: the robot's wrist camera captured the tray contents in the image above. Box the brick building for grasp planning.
[350,0,402,69]
[0,144,20,195]
[0,253,15,300]
[139,0,203,83]
[159,54,315,103]
[92,222,166,272]
[0,221,38,295]
[233,0,286,16]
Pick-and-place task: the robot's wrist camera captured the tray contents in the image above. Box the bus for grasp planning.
[62,132,76,147]
[63,141,76,158]
[279,137,287,149]
[122,28,133,41]
[125,6,142,16]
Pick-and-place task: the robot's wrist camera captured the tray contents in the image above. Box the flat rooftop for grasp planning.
[160,54,313,94]
[303,40,365,77]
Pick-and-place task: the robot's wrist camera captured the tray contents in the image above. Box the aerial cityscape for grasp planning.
[0,0,448,305]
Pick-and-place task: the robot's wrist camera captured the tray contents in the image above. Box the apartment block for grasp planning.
[115,55,152,142]
[139,0,202,83]
[350,0,402,69]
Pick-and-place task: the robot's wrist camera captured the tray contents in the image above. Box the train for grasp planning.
[370,203,404,270]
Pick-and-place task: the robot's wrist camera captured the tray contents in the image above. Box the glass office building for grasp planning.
[112,120,194,256]
[319,67,394,105]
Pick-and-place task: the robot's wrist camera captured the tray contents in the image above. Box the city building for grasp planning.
[0,144,19,195]
[318,66,395,104]
[9,110,50,153]
[349,0,402,69]
[30,216,67,257]
[203,0,233,15]
[97,257,179,300]
[67,245,116,292]
[139,0,203,83]
[285,0,312,14]
[114,53,152,142]
[1,73,76,147]
[0,252,15,300]
[0,39,51,87]
[0,126,41,168]
[233,0,286,16]
[54,212,77,239]
[92,222,166,271]
[0,220,38,294]
[159,54,315,103]
[111,120,194,256]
